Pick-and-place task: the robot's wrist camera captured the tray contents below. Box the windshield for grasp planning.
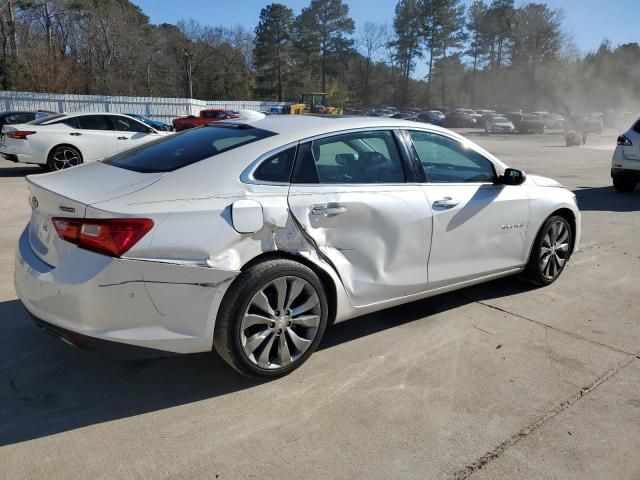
[29,113,66,125]
[103,124,276,173]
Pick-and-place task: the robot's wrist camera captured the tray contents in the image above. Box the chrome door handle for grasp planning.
[433,197,459,209]
[69,132,82,136]
[311,204,347,216]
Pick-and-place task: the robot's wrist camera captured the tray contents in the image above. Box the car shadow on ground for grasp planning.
[0,276,533,446]
[573,186,639,212]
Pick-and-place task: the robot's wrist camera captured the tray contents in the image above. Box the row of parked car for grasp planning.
[0,108,249,171]
[349,106,607,135]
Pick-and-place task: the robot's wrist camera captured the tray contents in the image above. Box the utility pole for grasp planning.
[184,49,193,98]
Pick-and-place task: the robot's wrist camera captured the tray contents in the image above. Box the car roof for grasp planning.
[224,114,446,139]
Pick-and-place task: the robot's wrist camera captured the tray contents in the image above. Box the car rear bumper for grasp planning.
[14,225,239,354]
[611,146,640,173]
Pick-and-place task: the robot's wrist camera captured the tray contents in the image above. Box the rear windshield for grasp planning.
[103,125,276,173]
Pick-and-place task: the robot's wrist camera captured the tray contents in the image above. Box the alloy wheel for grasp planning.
[51,148,81,170]
[540,220,570,280]
[240,276,321,370]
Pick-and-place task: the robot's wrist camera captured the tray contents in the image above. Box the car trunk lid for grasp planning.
[26,162,164,266]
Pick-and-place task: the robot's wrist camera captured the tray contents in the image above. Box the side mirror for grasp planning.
[499,168,526,186]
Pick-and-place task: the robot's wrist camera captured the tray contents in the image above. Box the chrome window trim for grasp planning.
[241,125,505,187]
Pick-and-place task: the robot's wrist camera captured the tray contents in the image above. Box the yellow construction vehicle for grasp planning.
[289,93,343,115]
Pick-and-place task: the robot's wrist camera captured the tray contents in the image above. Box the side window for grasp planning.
[292,130,405,184]
[408,131,496,183]
[111,116,149,133]
[77,115,113,131]
[202,111,217,119]
[253,147,296,183]
[62,117,80,128]
[216,111,229,120]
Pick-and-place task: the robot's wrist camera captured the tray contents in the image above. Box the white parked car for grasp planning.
[15,116,581,378]
[485,115,515,133]
[0,112,171,171]
[612,118,640,192]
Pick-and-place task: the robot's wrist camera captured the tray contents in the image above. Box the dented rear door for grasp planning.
[287,132,432,307]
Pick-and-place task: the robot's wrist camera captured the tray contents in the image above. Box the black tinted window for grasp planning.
[409,131,496,183]
[78,115,112,130]
[63,117,80,128]
[253,147,296,183]
[292,130,405,184]
[111,116,149,133]
[3,113,35,124]
[104,125,276,173]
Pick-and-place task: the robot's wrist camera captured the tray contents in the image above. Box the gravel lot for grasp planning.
[1,130,639,479]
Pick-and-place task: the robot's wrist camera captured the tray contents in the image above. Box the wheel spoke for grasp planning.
[277,333,292,366]
[257,333,277,368]
[290,314,320,328]
[272,277,287,312]
[285,278,305,310]
[243,314,273,328]
[556,225,569,245]
[252,290,275,317]
[541,254,551,276]
[556,243,569,252]
[244,328,272,354]
[291,293,319,317]
[286,327,312,352]
[555,253,566,267]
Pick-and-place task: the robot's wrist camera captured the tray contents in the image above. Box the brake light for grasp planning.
[617,135,632,146]
[52,218,154,257]
[7,130,36,140]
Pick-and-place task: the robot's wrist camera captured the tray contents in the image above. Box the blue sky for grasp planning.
[132,0,639,77]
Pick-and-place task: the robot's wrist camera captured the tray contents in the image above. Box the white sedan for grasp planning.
[1,112,171,171]
[14,116,581,378]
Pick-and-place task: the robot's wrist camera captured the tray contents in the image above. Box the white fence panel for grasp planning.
[0,91,288,123]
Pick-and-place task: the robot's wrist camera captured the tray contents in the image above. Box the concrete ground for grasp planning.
[0,130,638,479]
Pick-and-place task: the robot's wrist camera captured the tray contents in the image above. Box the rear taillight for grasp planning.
[7,130,36,140]
[617,135,632,146]
[52,218,154,257]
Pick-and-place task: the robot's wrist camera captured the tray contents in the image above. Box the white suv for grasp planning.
[611,118,640,192]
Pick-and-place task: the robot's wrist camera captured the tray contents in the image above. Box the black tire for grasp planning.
[213,259,329,379]
[613,176,636,193]
[523,215,573,287]
[47,145,83,171]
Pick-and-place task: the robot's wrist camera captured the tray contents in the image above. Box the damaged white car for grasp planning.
[15,116,581,378]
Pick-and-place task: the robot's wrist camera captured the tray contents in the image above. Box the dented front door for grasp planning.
[287,184,432,307]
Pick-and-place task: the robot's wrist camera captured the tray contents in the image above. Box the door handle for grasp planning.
[433,197,459,209]
[311,204,347,216]
[117,136,129,140]
[69,132,82,136]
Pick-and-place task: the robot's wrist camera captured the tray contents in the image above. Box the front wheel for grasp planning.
[523,215,573,286]
[47,145,82,171]
[613,176,637,193]
[214,259,328,379]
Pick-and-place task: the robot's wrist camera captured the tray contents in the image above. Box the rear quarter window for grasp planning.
[103,125,276,173]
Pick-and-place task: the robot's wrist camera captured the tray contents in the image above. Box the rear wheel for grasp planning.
[613,176,637,193]
[214,259,328,379]
[523,215,572,286]
[47,145,82,171]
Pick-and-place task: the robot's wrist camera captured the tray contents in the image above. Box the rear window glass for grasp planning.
[103,125,276,173]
